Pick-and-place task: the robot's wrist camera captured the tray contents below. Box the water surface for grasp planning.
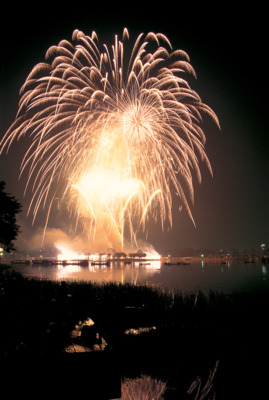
[9,259,269,294]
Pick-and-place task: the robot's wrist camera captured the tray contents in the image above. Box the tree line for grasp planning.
[0,181,21,253]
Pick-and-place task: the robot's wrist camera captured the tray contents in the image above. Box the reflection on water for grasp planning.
[9,260,269,294]
[56,260,161,286]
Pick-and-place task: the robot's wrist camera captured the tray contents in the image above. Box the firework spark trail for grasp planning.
[0,28,219,250]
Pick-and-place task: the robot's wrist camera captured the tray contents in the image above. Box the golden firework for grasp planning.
[0,28,219,250]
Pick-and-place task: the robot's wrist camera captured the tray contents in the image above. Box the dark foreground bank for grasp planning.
[0,266,268,399]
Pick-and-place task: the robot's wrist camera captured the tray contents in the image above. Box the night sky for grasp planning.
[0,4,268,255]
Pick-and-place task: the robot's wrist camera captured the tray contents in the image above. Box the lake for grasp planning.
[9,259,269,294]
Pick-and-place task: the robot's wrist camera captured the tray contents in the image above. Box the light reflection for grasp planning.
[57,264,81,278]
[125,326,156,335]
[54,260,162,285]
[262,265,268,281]
[10,260,269,293]
[133,260,161,270]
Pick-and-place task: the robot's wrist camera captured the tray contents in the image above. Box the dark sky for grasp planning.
[0,3,268,254]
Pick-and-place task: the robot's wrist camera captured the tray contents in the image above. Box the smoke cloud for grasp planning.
[16,220,159,257]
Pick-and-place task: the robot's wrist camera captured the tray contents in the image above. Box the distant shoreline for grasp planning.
[2,254,267,265]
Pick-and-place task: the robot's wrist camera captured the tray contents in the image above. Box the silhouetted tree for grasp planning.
[114,252,127,258]
[0,181,22,252]
[128,250,147,258]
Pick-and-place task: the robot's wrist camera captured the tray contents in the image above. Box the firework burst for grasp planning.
[0,28,219,250]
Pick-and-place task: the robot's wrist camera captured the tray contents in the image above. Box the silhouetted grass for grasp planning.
[0,268,268,399]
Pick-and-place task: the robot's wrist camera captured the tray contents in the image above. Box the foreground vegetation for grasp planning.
[0,265,268,399]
